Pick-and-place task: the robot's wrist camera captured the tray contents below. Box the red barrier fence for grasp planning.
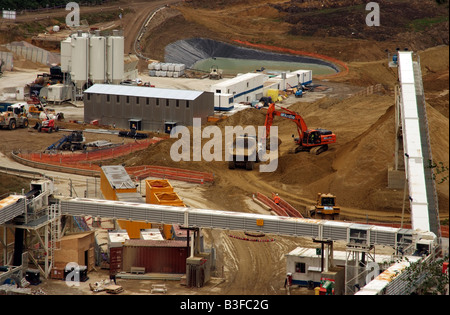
[126,165,214,184]
[15,138,215,184]
[21,138,161,164]
[272,192,304,218]
[255,192,289,217]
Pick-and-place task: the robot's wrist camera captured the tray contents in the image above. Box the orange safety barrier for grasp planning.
[256,192,289,217]
[233,39,349,79]
[16,143,215,184]
[127,165,214,184]
[21,138,160,164]
[271,192,304,218]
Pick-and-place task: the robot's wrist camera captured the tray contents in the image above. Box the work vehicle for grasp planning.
[35,118,58,133]
[0,104,29,130]
[308,193,340,220]
[46,130,86,152]
[209,65,223,80]
[264,103,336,155]
[228,135,262,170]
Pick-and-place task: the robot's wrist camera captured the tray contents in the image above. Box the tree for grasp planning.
[405,255,449,295]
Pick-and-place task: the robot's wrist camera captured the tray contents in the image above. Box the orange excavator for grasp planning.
[264,103,336,155]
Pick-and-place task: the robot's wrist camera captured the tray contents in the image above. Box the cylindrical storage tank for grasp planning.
[89,32,106,83]
[71,32,89,89]
[60,38,72,73]
[107,30,124,84]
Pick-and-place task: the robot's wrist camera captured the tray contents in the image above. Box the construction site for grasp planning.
[0,0,449,297]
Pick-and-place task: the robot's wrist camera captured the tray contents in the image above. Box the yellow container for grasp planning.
[267,89,279,103]
[117,220,152,239]
[151,192,185,207]
[145,179,174,204]
[163,224,173,240]
[100,166,137,201]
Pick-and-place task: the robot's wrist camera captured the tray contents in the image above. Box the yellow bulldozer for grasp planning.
[309,193,340,220]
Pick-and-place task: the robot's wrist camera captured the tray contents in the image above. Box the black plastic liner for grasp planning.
[164,38,339,72]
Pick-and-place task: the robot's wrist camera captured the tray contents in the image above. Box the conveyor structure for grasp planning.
[58,197,436,256]
[396,51,440,236]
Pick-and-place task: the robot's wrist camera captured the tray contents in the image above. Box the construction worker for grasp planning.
[273,193,281,205]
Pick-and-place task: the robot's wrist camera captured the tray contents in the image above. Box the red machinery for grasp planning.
[37,119,58,133]
[264,103,336,155]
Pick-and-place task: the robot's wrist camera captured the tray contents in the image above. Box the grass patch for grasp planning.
[410,15,449,31]
[0,174,31,198]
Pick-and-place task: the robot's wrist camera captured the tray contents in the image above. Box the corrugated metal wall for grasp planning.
[84,91,214,132]
[122,241,188,274]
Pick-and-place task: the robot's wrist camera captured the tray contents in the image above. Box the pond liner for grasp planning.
[164,38,339,72]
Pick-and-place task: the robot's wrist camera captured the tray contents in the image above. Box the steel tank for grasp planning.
[107,30,124,84]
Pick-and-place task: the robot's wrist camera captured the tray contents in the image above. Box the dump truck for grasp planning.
[209,65,223,80]
[0,104,29,130]
[228,135,262,170]
[309,193,340,220]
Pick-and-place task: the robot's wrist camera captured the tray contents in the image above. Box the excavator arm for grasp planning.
[264,103,308,144]
[264,103,336,155]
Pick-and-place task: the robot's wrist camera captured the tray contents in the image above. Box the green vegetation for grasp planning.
[405,255,449,295]
[410,16,449,31]
[0,174,30,197]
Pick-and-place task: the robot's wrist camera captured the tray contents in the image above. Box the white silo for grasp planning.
[90,30,107,84]
[107,30,124,84]
[60,37,72,73]
[71,31,89,89]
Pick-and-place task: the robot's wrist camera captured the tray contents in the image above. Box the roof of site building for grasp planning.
[84,84,205,101]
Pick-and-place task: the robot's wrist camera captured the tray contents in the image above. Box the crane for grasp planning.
[264,103,336,155]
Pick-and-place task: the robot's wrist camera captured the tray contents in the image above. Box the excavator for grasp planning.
[264,103,336,155]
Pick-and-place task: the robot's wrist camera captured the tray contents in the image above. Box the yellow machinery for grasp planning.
[309,193,340,220]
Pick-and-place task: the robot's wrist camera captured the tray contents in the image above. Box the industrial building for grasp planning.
[83,84,214,132]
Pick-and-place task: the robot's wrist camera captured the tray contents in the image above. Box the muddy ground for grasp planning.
[0,0,448,296]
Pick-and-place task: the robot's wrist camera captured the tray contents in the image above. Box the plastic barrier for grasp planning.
[255,192,289,217]
[233,39,349,78]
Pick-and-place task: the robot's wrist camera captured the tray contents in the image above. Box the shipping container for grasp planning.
[109,247,123,274]
[122,240,188,274]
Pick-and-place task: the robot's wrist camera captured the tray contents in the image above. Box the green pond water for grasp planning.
[192,57,336,76]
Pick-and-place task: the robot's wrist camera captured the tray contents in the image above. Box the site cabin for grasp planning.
[285,247,393,294]
[211,73,265,111]
[54,231,96,272]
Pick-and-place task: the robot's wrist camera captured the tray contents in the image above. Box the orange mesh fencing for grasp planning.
[20,138,160,165]
[16,137,215,184]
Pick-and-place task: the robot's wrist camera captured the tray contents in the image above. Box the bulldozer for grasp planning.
[308,193,340,220]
